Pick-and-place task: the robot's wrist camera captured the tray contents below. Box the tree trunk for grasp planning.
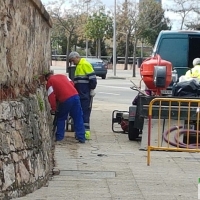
[98,38,101,59]
[66,35,71,73]
[141,40,144,58]
[96,40,98,58]
[124,0,128,70]
[132,38,138,77]
[124,33,129,70]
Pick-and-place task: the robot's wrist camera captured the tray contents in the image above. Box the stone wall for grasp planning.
[0,89,54,199]
[0,0,53,199]
[0,0,52,98]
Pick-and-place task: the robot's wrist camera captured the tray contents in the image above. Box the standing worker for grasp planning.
[68,52,97,140]
[45,72,86,143]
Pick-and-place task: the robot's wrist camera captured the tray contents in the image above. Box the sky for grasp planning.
[40,0,180,29]
[41,0,114,8]
[41,0,170,10]
[41,0,168,10]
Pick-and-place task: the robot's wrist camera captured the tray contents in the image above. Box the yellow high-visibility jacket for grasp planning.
[185,65,200,80]
[74,58,97,100]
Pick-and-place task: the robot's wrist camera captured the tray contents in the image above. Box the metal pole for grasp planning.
[113,0,117,76]
[124,32,128,70]
[86,2,88,57]
[86,0,90,57]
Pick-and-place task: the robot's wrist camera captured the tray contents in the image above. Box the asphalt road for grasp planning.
[95,78,138,105]
[50,65,139,106]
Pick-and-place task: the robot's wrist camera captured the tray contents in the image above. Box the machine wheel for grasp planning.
[128,121,140,141]
[70,118,74,132]
[66,117,74,132]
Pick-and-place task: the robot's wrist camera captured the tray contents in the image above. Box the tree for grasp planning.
[46,0,111,58]
[138,0,171,46]
[185,1,200,30]
[167,0,197,30]
[116,0,171,76]
[46,0,84,70]
[116,0,140,73]
[116,0,132,70]
[85,7,113,58]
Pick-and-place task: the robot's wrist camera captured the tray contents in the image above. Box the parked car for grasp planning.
[85,58,108,79]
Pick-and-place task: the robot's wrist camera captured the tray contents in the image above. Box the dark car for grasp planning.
[86,58,108,79]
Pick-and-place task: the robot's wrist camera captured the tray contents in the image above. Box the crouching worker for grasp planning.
[45,72,85,143]
[184,58,200,81]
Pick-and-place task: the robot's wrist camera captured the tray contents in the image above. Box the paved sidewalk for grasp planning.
[15,67,200,200]
[15,99,200,200]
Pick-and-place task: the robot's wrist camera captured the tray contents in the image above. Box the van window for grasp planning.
[157,38,188,68]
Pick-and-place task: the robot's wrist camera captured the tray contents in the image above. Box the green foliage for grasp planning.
[141,23,170,46]
[33,75,39,81]
[138,0,171,46]
[116,0,171,56]
[48,0,172,57]
[185,22,200,30]
[37,94,44,112]
[117,40,144,57]
[90,39,108,56]
[43,70,49,75]
[48,0,84,57]
[85,8,113,40]
[100,40,108,56]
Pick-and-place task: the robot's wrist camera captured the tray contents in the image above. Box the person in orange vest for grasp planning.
[45,72,85,143]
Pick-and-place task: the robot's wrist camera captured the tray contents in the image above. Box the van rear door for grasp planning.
[156,36,188,78]
[188,35,200,68]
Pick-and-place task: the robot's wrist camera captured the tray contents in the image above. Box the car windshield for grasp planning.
[85,58,103,63]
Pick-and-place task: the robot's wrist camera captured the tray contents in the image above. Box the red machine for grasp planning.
[112,54,174,140]
[140,54,172,95]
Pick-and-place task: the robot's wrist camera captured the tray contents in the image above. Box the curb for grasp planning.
[106,76,142,81]
[106,76,127,80]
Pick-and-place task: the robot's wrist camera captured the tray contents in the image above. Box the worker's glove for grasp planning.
[50,110,56,115]
[90,89,96,97]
